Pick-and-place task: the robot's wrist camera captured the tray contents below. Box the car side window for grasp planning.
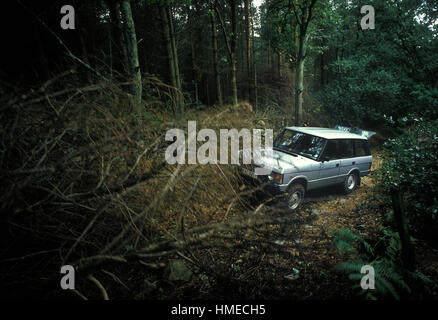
[338,139,354,159]
[323,140,340,160]
[355,140,371,157]
[323,139,354,160]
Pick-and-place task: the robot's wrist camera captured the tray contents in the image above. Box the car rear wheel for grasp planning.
[286,184,305,212]
[343,172,359,194]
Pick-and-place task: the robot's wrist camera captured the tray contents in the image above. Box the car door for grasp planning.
[338,139,355,183]
[354,139,372,175]
[318,139,341,187]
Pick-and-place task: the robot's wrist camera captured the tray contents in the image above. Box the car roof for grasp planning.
[285,127,368,140]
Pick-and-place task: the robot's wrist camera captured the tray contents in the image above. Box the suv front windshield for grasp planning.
[274,129,326,160]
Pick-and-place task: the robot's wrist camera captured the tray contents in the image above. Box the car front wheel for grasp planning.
[286,184,305,212]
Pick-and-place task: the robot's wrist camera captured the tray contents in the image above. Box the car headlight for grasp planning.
[269,173,283,184]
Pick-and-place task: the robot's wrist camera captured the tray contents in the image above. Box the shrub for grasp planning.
[378,118,438,227]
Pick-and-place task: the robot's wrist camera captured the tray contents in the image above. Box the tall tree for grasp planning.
[168,5,184,114]
[107,0,128,75]
[160,4,184,114]
[251,7,258,110]
[291,0,318,126]
[245,0,252,102]
[215,0,238,106]
[188,5,200,104]
[230,0,238,106]
[210,0,223,105]
[120,0,142,116]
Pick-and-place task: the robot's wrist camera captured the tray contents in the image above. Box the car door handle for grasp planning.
[336,163,339,167]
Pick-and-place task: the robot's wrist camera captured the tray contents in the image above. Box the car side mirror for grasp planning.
[321,155,331,162]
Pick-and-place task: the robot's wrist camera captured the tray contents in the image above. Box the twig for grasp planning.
[88,275,109,300]
[71,289,88,300]
[102,270,131,292]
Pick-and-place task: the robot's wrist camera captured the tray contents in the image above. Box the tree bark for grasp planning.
[214,0,238,105]
[268,40,272,75]
[120,0,142,116]
[251,10,258,111]
[294,33,308,126]
[291,0,318,126]
[210,1,223,105]
[160,5,182,114]
[391,189,415,271]
[230,0,238,106]
[160,6,176,88]
[167,6,184,114]
[245,0,251,103]
[108,0,128,75]
[188,6,200,104]
[320,37,326,87]
[190,33,199,104]
[160,5,184,115]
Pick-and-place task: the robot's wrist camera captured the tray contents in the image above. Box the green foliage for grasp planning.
[332,228,374,256]
[332,228,433,300]
[379,118,438,223]
[260,0,329,65]
[320,0,438,126]
[410,84,438,119]
[321,54,403,125]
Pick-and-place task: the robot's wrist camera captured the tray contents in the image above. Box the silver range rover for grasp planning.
[239,126,375,212]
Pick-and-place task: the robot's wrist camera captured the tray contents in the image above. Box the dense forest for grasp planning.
[0,0,437,301]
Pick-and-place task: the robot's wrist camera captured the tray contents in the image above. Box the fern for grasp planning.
[332,228,433,300]
[335,260,364,274]
[331,229,374,257]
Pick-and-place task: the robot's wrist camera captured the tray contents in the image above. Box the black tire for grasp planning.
[342,172,359,194]
[285,183,305,212]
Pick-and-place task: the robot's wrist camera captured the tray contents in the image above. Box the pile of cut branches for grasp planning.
[0,76,294,299]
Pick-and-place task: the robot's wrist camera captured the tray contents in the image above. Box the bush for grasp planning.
[378,118,438,227]
[321,54,403,126]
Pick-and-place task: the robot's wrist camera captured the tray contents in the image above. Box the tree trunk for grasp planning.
[109,0,128,74]
[251,10,257,111]
[391,189,415,271]
[245,0,251,103]
[230,0,238,106]
[160,6,180,114]
[210,1,222,105]
[161,5,183,115]
[190,35,199,104]
[188,6,199,104]
[167,6,184,114]
[289,0,318,126]
[268,40,272,76]
[160,6,176,87]
[294,33,308,126]
[294,59,304,126]
[320,37,326,87]
[120,0,142,116]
